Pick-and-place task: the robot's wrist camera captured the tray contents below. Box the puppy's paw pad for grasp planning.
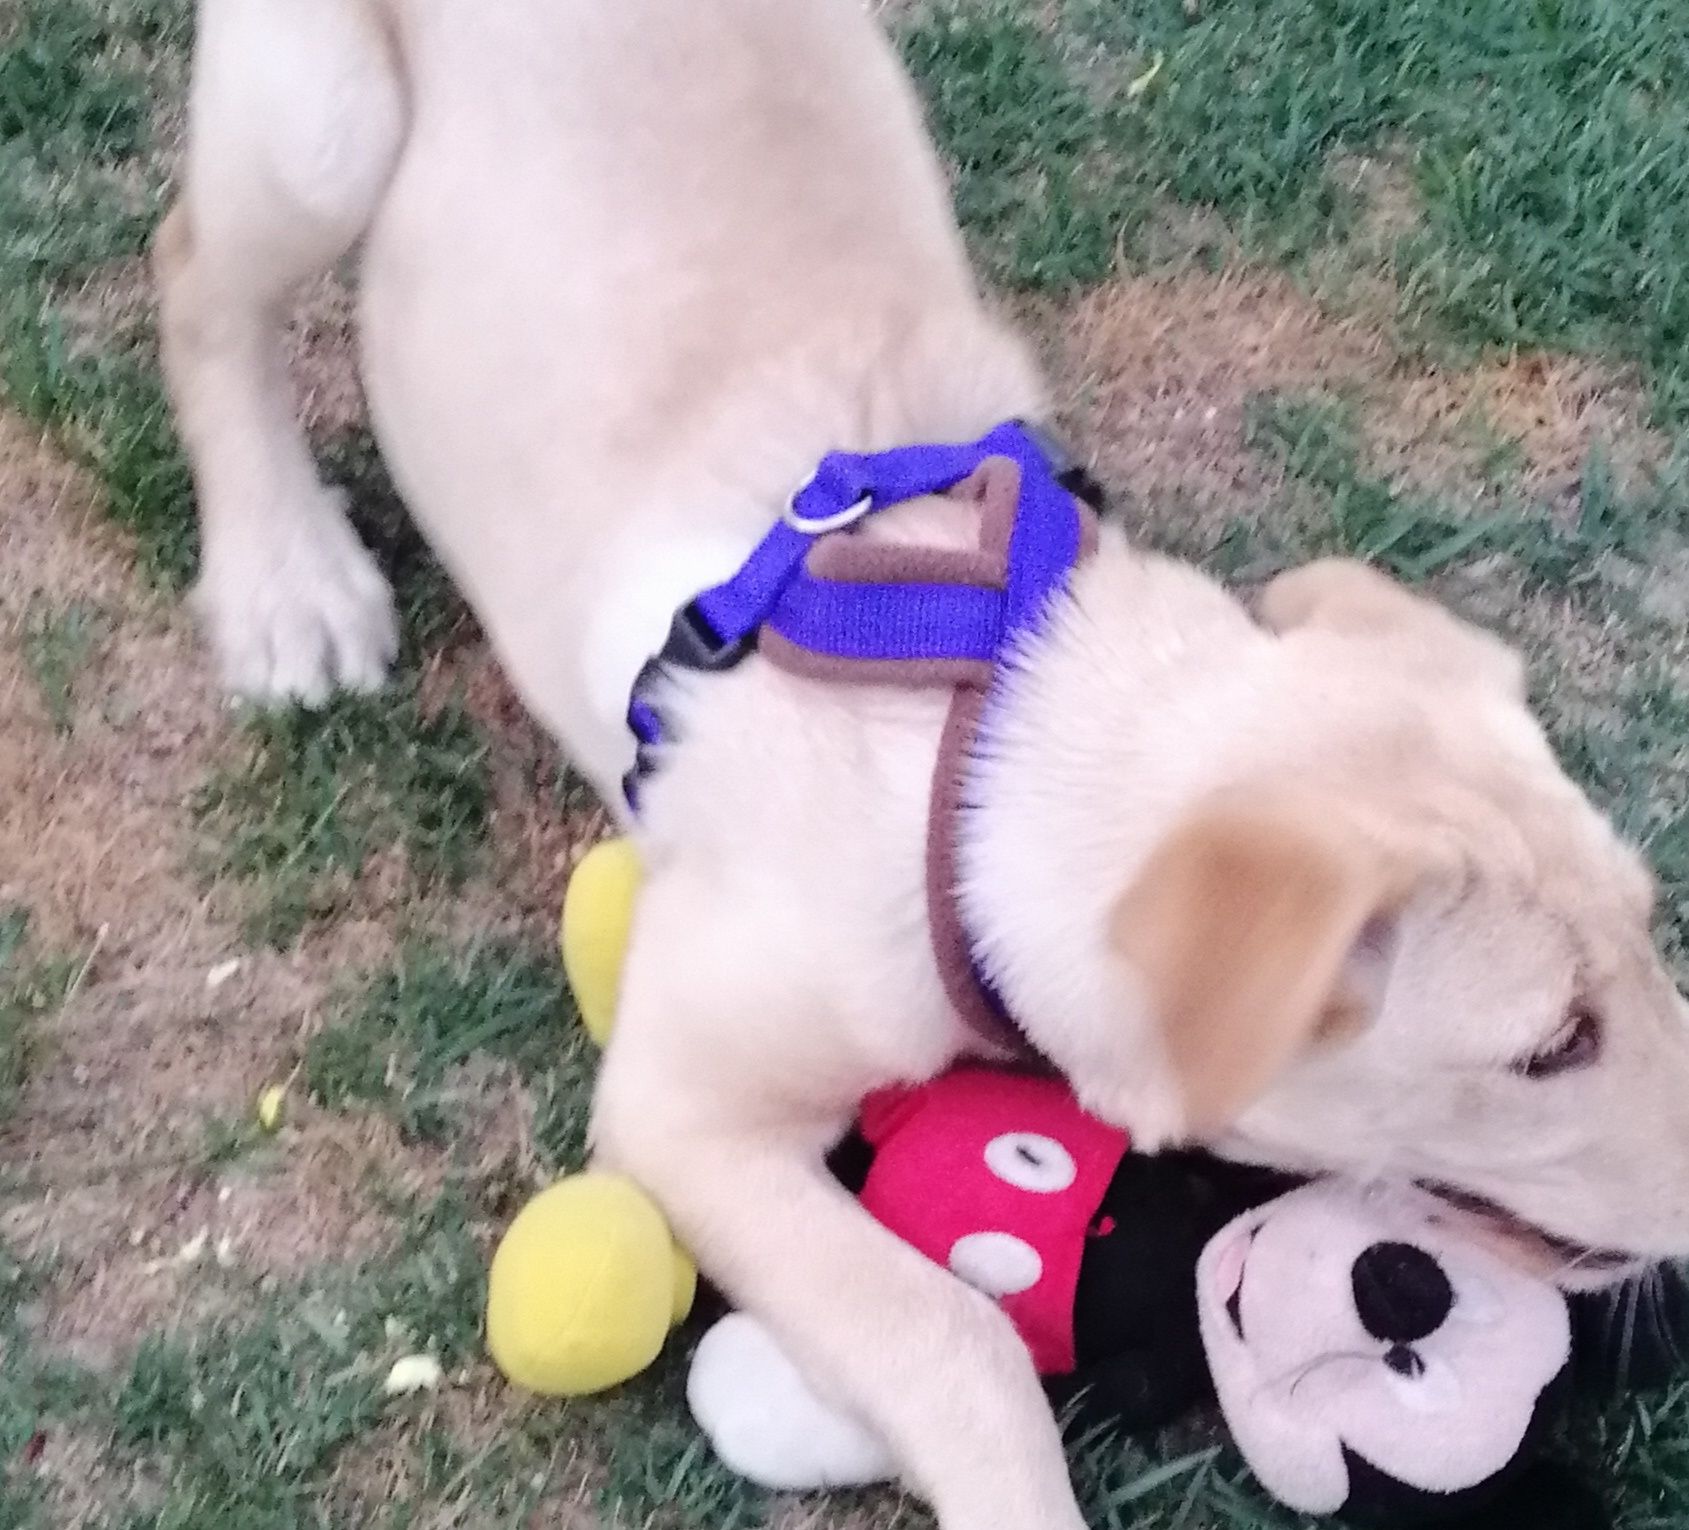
[197,498,398,707]
[686,1314,894,1490]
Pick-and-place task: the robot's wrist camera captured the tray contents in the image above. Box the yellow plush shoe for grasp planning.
[486,1172,696,1396]
[560,838,644,1047]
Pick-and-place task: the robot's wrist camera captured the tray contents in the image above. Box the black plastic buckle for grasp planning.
[1017,418,1109,514]
[622,602,752,812]
[656,599,756,673]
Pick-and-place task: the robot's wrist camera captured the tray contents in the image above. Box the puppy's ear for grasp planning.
[1260,558,1525,699]
[1111,791,1414,1138]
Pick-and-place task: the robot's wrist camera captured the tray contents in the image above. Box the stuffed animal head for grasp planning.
[1197,1180,1572,1522]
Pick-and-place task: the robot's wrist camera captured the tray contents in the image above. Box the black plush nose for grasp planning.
[1352,1241,1454,1343]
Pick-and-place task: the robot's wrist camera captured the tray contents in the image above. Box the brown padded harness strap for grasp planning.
[760,459,1099,1053]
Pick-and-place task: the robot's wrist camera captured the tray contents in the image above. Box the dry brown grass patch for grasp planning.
[1045,268,1386,540]
[1042,266,1669,544]
[0,412,436,1366]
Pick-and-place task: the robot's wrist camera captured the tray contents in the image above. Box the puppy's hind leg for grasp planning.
[156,0,403,706]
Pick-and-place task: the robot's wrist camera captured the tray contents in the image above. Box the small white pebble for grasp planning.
[383,1355,444,1396]
[206,958,241,990]
[215,1234,236,1268]
[139,1230,207,1277]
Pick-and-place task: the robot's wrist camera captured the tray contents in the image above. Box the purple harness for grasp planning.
[624,420,1102,1049]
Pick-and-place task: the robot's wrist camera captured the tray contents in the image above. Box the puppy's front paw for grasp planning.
[686,1313,895,1490]
[195,488,398,707]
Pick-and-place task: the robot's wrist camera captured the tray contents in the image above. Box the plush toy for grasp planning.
[687,1066,1603,1527]
[493,837,1627,1524]
[484,838,692,1396]
[557,834,643,1046]
[486,1170,695,1394]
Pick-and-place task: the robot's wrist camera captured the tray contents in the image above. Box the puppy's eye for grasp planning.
[1518,1007,1603,1079]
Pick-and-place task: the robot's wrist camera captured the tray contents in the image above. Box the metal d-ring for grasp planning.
[783,480,875,535]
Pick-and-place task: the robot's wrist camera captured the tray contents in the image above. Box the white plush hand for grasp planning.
[687,1313,897,1490]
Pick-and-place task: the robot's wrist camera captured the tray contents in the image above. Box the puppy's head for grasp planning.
[1103,560,1689,1278]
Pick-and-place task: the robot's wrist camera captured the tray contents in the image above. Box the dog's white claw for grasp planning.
[195,490,398,708]
[687,1313,896,1490]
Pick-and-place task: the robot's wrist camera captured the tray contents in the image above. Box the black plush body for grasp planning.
[1056,1151,1291,1433]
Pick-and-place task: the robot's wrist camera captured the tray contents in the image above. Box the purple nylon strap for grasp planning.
[692,421,1082,658]
[623,419,1098,1049]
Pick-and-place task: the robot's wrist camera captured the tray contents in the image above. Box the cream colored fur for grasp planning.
[157,2,1689,1526]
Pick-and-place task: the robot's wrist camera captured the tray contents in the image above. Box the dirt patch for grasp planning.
[290,269,368,438]
[441,646,604,939]
[0,411,218,957]
[0,397,588,1522]
[2,1108,435,1357]
[26,1428,119,1530]
[1376,351,1667,512]
[1329,151,1423,252]
[1042,267,1669,546]
[773,1498,926,1530]
[0,412,439,1377]
[320,1377,604,1530]
[1043,268,1387,542]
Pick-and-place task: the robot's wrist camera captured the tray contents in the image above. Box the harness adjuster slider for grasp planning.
[658,599,754,673]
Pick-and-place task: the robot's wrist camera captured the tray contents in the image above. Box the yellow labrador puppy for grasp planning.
[157,2,1689,1525]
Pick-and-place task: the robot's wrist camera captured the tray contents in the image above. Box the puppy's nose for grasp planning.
[1352,1241,1454,1343]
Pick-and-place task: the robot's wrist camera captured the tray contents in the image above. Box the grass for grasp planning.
[0,908,86,1128]
[19,597,106,733]
[0,1243,102,1529]
[1242,393,1514,579]
[0,0,191,580]
[194,686,491,948]
[106,1192,491,1530]
[901,9,1131,286]
[305,937,593,1163]
[91,1173,779,1530]
[3,0,1689,1525]
[902,0,1689,421]
[1236,391,1676,588]
[0,0,492,949]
